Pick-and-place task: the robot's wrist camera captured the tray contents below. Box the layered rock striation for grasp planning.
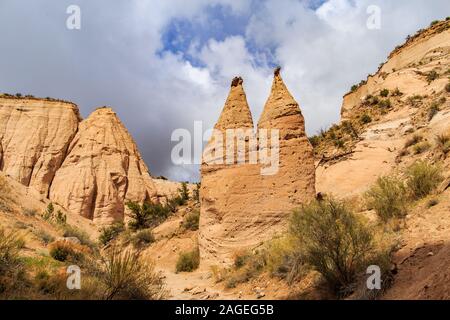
[199,69,316,265]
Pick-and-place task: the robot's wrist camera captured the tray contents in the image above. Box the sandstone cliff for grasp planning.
[49,107,157,224]
[200,71,315,265]
[0,97,80,196]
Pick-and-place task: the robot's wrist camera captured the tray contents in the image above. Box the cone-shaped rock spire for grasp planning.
[214,77,254,131]
[258,67,304,132]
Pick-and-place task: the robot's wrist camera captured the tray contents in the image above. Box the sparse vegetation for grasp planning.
[61,224,96,250]
[426,70,439,83]
[380,89,389,97]
[445,82,450,93]
[427,102,440,121]
[290,198,376,296]
[130,229,155,248]
[100,246,165,300]
[127,201,171,231]
[427,198,439,208]
[413,141,431,154]
[34,229,55,246]
[49,241,90,263]
[435,133,450,154]
[404,134,423,148]
[378,99,392,109]
[193,183,200,202]
[360,113,372,124]
[99,222,125,247]
[176,247,200,273]
[406,160,443,199]
[392,88,403,96]
[365,176,408,221]
[182,210,200,231]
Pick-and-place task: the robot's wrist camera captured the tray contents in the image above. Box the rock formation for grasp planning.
[49,107,157,224]
[199,70,315,265]
[0,97,80,196]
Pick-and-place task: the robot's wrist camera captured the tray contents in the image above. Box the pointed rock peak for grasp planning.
[231,76,243,87]
[214,76,254,130]
[258,67,302,128]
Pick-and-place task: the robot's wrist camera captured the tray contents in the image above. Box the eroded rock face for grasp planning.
[199,71,315,265]
[49,107,157,224]
[0,97,80,196]
[257,68,316,209]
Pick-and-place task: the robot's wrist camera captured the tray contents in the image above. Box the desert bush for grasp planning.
[430,20,439,26]
[42,203,54,221]
[365,176,408,221]
[406,161,443,199]
[225,253,266,288]
[127,201,171,231]
[404,134,423,148]
[427,198,439,208]
[61,224,96,250]
[426,70,439,83]
[428,102,440,121]
[308,135,321,147]
[193,183,200,202]
[182,210,200,231]
[380,89,389,97]
[392,88,403,96]
[49,241,90,263]
[176,247,200,273]
[407,95,423,107]
[435,133,450,154]
[55,210,67,225]
[445,82,450,93]
[413,141,431,154]
[23,208,37,217]
[0,228,27,297]
[360,113,372,124]
[290,198,375,296]
[99,222,125,247]
[334,139,345,149]
[378,99,392,109]
[233,250,251,269]
[34,229,55,245]
[100,246,165,300]
[130,229,155,248]
[178,182,190,203]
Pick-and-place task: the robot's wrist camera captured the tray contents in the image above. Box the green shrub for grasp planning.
[380,89,389,97]
[101,246,165,300]
[351,85,358,92]
[233,250,251,269]
[406,161,443,199]
[182,210,200,231]
[365,176,408,221]
[430,20,439,27]
[427,198,439,208]
[55,210,67,225]
[392,88,403,96]
[435,133,450,154]
[290,198,374,296]
[334,139,345,149]
[176,247,200,273]
[127,201,171,231]
[23,208,37,217]
[308,135,321,147]
[404,134,423,148]
[413,141,431,154]
[193,183,200,202]
[61,225,96,250]
[426,70,439,83]
[378,99,392,109]
[42,203,54,221]
[34,229,54,246]
[360,114,372,124]
[99,222,125,246]
[178,182,190,203]
[49,241,89,263]
[428,103,440,121]
[131,229,155,248]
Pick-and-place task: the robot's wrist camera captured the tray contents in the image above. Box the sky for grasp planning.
[0,0,448,182]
